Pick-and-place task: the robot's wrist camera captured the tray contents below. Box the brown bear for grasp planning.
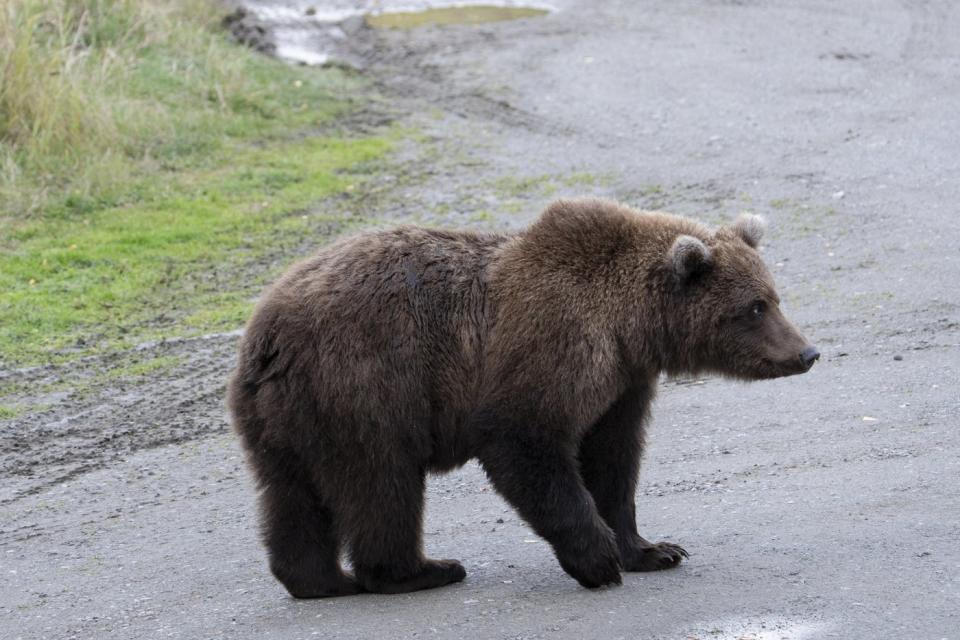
[227,198,818,598]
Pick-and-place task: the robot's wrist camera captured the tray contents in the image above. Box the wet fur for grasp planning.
[227,198,812,596]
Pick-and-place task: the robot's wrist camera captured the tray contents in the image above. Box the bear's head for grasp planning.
[665,214,819,380]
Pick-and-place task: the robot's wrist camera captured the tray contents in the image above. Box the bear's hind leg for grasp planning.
[337,461,466,594]
[256,445,361,598]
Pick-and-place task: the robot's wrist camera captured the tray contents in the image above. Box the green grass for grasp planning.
[1,0,375,216]
[489,175,558,198]
[101,354,182,380]
[1,135,391,364]
[0,1,398,366]
[0,405,22,420]
[365,6,547,30]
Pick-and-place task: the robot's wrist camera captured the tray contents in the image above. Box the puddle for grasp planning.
[366,5,548,29]
[230,0,557,65]
[274,40,331,65]
[234,1,552,66]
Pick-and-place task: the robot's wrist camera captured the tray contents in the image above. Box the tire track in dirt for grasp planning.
[0,333,240,504]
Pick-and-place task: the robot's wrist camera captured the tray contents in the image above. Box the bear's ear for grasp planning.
[730,213,766,249]
[668,235,712,285]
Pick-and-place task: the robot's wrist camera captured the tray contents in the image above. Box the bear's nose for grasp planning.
[800,345,820,369]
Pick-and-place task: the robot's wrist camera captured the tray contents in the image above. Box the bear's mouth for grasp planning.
[722,356,813,381]
[763,356,816,379]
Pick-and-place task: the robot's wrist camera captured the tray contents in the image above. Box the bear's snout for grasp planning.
[799,345,820,370]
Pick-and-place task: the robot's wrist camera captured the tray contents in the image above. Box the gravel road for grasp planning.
[2,1,959,638]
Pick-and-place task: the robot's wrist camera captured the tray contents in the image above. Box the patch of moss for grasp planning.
[366,6,547,30]
[0,405,23,420]
[101,355,183,380]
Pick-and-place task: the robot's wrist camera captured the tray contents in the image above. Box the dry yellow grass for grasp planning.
[0,0,244,214]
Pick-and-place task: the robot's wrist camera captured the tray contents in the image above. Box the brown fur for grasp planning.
[227,198,817,597]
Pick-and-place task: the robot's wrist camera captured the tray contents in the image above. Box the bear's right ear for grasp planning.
[730,213,766,249]
[668,235,712,285]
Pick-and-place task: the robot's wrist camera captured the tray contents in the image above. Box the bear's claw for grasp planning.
[621,541,688,572]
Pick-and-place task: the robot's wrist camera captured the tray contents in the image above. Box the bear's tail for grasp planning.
[226,309,291,449]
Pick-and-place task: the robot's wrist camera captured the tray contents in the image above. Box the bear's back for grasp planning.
[265,225,509,354]
[232,226,511,453]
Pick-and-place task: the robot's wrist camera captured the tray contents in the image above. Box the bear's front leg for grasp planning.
[578,384,688,572]
[474,412,622,589]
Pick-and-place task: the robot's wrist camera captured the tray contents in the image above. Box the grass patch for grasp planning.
[0,405,23,420]
[365,6,548,30]
[0,1,398,366]
[766,197,839,238]
[489,175,558,198]
[1,135,392,364]
[1,0,368,214]
[487,172,609,201]
[102,354,182,380]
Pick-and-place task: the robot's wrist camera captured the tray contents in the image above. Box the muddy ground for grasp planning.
[2,1,959,638]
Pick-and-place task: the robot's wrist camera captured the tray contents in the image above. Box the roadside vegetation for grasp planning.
[0,0,393,366]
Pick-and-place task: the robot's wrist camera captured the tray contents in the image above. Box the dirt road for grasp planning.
[3,1,959,638]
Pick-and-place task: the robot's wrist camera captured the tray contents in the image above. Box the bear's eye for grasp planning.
[749,301,766,319]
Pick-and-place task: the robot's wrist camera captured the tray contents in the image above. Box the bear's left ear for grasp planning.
[730,213,766,249]
[668,235,713,285]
